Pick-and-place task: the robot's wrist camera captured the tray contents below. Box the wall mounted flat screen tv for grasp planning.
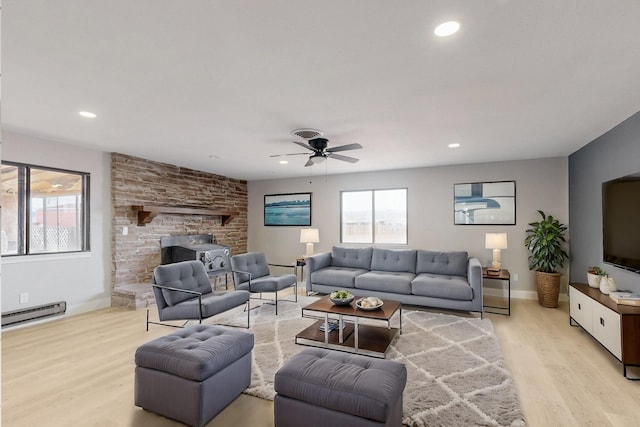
[602,175,640,273]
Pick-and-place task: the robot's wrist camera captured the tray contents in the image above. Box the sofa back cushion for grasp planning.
[416,250,468,277]
[370,248,417,273]
[331,247,373,270]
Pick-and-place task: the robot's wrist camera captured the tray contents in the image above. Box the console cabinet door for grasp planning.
[570,286,593,334]
[591,302,622,360]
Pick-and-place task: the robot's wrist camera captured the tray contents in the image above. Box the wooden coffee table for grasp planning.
[295,295,402,358]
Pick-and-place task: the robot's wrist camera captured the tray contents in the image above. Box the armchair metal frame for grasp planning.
[146,260,251,331]
[231,262,298,315]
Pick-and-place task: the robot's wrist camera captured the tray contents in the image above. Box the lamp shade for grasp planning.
[485,233,508,249]
[300,228,320,243]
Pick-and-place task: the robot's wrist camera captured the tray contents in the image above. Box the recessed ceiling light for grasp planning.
[448,143,461,148]
[279,160,289,165]
[434,21,460,37]
[78,111,97,118]
[208,154,220,160]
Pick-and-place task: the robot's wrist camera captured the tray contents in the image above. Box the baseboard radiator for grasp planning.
[1,301,67,328]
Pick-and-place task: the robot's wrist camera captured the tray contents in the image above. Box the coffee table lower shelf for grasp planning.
[295,320,398,358]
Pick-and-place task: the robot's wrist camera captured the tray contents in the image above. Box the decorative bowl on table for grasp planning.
[329,290,355,306]
[356,296,383,311]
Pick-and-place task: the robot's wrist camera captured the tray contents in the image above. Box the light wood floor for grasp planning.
[2,297,640,426]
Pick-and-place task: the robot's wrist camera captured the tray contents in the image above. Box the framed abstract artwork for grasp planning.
[264,193,312,226]
[454,181,516,225]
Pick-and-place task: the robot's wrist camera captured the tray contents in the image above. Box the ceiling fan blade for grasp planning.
[269,152,309,158]
[304,158,314,167]
[327,143,363,153]
[329,153,359,163]
[293,141,314,151]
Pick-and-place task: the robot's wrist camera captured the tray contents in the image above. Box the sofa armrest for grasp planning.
[467,257,483,303]
[305,252,331,291]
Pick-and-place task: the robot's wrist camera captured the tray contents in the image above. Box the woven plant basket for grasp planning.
[536,271,561,308]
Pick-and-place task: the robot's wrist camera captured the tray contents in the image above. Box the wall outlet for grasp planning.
[122,226,128,236]
[19,292,29,304]
[513,273,519,282]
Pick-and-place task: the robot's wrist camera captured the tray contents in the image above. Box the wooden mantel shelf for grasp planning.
[131,205,238,226]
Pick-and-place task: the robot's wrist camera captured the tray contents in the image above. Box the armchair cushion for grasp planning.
[154,260,214,306]
[159,290,250,321]
[236,274,296,293]
[230,252,271,286]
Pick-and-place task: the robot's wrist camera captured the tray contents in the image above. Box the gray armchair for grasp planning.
[147,260,250,330]
[230,252,297,315]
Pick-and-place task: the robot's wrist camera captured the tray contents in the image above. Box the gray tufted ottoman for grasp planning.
[274,348,407,427]
[134,324,254,427]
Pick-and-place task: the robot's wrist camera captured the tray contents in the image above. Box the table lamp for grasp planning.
[300,228,319,257]
[485,232,507,273]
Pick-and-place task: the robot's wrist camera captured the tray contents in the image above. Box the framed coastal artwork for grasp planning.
[454,181,516,225]
[264,193,312,226]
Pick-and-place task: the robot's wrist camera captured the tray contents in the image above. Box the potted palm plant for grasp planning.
[524,210,569,308]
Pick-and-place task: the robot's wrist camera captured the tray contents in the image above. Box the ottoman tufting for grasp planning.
[135,324,254,427]
[274,348,407,427]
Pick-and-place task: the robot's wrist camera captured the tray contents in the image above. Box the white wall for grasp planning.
[1,131,112,315]
[248,157,569,297]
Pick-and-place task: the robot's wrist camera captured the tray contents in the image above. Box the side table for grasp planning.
[296,258,306,283]
[482,268,511,316]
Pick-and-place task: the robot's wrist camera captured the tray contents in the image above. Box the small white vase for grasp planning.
[587,273,600,288]
[599,276,616,295]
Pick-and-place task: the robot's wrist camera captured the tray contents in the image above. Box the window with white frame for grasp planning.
[1,162,90,255]
[341,188,407,244]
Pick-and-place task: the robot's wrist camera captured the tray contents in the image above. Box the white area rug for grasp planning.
[212,296,526,427]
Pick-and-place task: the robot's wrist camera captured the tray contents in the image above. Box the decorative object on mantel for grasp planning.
[524,210,569,308]
[587,266,606,288]
[485,232,508,274]
[599,275,617,295]
[131,205,238,226]
[300,228,319,257]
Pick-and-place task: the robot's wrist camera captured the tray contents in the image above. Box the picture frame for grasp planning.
[454,181,516,225]
[264,192,312,226]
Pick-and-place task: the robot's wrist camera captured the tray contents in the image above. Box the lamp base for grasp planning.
[305,242,314,257]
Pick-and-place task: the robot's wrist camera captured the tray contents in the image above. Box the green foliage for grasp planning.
[524,210,569,273]
[588,266,607,276]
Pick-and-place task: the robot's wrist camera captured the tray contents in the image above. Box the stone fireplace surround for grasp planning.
[111,153,248,308]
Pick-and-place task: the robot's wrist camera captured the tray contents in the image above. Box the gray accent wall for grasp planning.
[249,157,568,298]
[569,111,640,293]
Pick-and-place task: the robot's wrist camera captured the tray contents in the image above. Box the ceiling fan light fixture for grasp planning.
[291,128,323,139]
[310,154,326,164]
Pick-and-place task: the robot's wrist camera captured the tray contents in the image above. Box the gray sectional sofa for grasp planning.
[305,246,483,315]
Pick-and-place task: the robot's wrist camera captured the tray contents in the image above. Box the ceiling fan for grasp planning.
[271,131,363,167]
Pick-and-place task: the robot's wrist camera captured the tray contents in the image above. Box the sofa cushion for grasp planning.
[411,274,473,301]
[416,250,468,277]
[331,247,373,270]
[370,248,417,273]
[311,267,368,288]
[355,271,414,294]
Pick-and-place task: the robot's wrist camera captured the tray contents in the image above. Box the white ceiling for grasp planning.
[3,1,640,181]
